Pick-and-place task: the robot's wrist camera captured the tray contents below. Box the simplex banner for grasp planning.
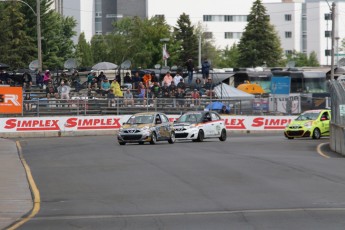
[0,115,297,133]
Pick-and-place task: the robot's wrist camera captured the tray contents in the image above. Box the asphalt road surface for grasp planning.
[17,134,345,230]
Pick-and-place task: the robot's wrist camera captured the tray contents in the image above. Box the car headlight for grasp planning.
[119,128,123,132]
[304,121,313,128]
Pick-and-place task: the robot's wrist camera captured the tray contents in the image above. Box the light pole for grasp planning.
[335,37,340,67]
[160,38,170,67]
[0,0,42,71]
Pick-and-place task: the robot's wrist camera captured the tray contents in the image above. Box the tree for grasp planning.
[218,44,240,68]
[0,2,35,69]
[308,51,319,67]
[173,13,198,66]
[75,32,93,68]
[237,0,283,67]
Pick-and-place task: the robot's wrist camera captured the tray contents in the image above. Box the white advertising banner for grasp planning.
[0,115,297,133]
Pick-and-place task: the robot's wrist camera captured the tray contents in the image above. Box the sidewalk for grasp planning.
[0,138,32,230]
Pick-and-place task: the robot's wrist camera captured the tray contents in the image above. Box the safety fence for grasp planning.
[329,80,345,155]
[0,95,331,118]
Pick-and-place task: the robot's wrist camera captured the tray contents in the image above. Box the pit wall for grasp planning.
[330,123,345,156]
[0,115,297,138]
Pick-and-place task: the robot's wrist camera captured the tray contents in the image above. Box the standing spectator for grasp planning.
[173,72,183,86]
[175,87,186,107]
[162,71,173,86]
[22,71,32,92]
[204,78,215,97]
[46,81,58,98]
[57,81,71,100]
[123,72,133,89]
[177,78,186,91]
[43,70,52,86]
[132,71,141,89]
[35,71,44,89]
[100,78,111,96]
[110,78,123,97]
[201,58,211,84]
[24,93,32,111]
[191,89,201,106]
[185,58,194,85]
[123,89,135,106]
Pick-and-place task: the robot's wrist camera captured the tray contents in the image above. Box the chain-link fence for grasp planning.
[329,80,345,155]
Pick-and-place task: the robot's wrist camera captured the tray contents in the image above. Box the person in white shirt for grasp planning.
[173,72,183,86]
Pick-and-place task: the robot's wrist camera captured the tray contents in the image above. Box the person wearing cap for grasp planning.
[162,71,173,86]
[101,78,111,96]
[185,58,194,85]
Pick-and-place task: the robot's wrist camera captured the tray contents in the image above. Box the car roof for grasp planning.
[133,112,166,116]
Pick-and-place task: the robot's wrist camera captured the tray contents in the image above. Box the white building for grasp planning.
[60,0,95,44]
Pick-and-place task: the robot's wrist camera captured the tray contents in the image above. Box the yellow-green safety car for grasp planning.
[284,109,331,139]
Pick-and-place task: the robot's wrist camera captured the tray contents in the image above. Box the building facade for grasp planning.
[55,0,345,66]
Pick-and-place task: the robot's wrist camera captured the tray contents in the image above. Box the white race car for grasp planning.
[174,111,227,142]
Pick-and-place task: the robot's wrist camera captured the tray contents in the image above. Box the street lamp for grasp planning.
[0,0,42,71]
[160,38,170,67]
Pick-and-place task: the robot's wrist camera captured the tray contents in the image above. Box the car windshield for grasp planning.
[177,113,203,123]
[296,112,320,121]
[127,115,154,124]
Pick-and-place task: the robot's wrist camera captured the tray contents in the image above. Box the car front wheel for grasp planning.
[168,132,176,144]
[197,130,204,142]
[312,128,321,139]
[219,129,227,141]
[150,132,157,144]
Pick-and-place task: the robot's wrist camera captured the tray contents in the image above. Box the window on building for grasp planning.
[324,13,331,20]
[95,12,102,18]
[285,31,292,38]
[225,32,242,39]
[325,50,331,56]
[325,31,331,37]
[285,14,292,21]
[224,15,233,21]
[203,15,212,21]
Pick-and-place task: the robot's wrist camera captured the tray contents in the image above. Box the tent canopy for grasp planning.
[214,83,255,99]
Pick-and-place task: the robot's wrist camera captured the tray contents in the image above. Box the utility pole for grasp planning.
[330,2,336,80]
[37,0,42,72]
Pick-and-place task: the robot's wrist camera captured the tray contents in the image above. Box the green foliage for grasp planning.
[237,0,283,67]
[75,32,93,68]
[173,13,198,66]
[0,0,76,70]
[0,2,35,69]
[214,44,239,68]
[285,50,319,67]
